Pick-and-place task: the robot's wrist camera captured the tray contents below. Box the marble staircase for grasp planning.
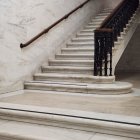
[24,8,134,95]
[0,7,139,140]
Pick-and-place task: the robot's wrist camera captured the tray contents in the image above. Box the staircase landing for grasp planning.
[0,89,140,118]
[0,89,140,139]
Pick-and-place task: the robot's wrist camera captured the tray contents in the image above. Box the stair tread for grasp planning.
[62,47,94,50]
[72,37,94,40]
[25,81,87,87]
[49,60,94,62]
[42,65,94,70]
[25,81,132,90]
[81,29,94,32]
[95,15,107,18]
[55,54,94,60]
[67,41,94,44]
[0,119,95,140]
[85,24,99,28]
[92,19,104,22]
[35,73,94,78]
[77,33,94,36]
[56,54,94,56]
[34,73,115,81]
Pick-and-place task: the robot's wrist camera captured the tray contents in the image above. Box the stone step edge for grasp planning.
[34,74,115,84]
[0,106,139,139]
[0,131,44,140]
[24,81,132,95]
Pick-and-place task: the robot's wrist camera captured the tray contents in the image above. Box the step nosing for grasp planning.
[25,81,87,87]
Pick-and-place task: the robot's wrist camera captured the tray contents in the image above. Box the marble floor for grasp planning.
[0,72,139,118]
[0,72,139,139]
[0,119,137,140]
[0,89,140,117]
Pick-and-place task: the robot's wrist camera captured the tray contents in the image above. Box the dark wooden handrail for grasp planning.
[20,0,91,48]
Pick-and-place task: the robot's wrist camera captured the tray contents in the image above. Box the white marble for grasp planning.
[0,0,104,93]
[0,120,94,140]
[0,119,138,140]
[0,119,9,125]
[91,133,137,140]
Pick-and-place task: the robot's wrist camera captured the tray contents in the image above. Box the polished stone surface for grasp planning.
[90,133,136,140]
[0,0,103,93]
[0,120,94,140]
[0,89,140,117]
[0,119,137,140]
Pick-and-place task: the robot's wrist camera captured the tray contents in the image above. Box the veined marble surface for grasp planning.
[0,119,137,140]
[0,0,119,93]
[0,0,102,93]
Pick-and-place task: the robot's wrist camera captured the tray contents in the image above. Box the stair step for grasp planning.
[67,42,94,47]
[61,47,94,54]
[42,66,93,74]
[97,13,110,16]
[91,17,105,21]
[49,59,94,67]
[88,22,102,26]
[102,9,112,11]
[71,37,94,42]
[100,10,112,15]
[95,15,107,19]
[55,54,94,60]
[0,119,97,140]
[24,81,132,95]
[76,32,94,38]
[34,73,114,84]
[0,95,138,139]
[84,25,99,29]
[24,81,87,94]
[80,29,94,33]
[91,18,104,22]
[101,9,112,13]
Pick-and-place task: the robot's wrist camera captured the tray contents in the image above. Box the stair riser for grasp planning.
[89,20,103,25]
[80,30,94,33]
[67,44,94,48]
[88,22,101,26]
[95,16,107,19]
[97,13,108,16]
[55,56,94,60]
[0,109,139,139]
[42,68,93,75]
[24,84,87,93]
[92,17,104,21]
[61,50,94,54]
[71,39,94,42]
[84,26,98,29]
[92,17,105,21]
[34,77,94,83]
[49,62,94,67]
[34,76,114,84]
[76,34,94,38]
[24,83,131,95]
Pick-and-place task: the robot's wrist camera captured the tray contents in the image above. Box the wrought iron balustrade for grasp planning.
[94,0,139,76]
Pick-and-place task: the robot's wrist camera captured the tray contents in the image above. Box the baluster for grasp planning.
[94,0,139,76]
